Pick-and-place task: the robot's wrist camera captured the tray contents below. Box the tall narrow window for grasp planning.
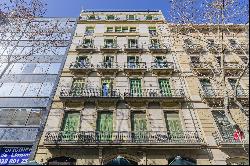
[96,112,113,141]
[212,111,235,140]
[164,112,183,135]
[128,39,138,48]
[130,79,142,97]
[71,78,85,96]
[101,79,113,97]
[150,39,160,48]
[200,79,215,96]
[131,112,147,141]
[61,112,80,141]
[149,27,157,36]
[104,39,116,48]
[103,56,114,68]
[228,78,244,96]
[159,79,172,97]
[127,56,139,68]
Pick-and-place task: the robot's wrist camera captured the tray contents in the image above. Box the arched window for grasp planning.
[105,156,138,165]
[47,156,76,165]
[168,156,196,165]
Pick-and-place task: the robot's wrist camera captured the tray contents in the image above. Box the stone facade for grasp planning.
[34,11,249,165]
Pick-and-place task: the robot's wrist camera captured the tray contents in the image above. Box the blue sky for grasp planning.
[44,0,171,17]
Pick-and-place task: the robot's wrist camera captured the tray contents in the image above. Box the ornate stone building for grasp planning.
[34,11,249,165]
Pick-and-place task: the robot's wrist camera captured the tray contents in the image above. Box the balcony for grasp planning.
[124,44,144,53]
[150,62,175,75]
[69,61,94,75]
[190,62,213,75]
[60,88,121,102]
[213,131,249,148]
[75,44,97,53]
[44,131,204,148]
[229,89,249,107]
[183,43,204,54]
[230,44,249,54]
[96,62,119,75]
[207,44,223,53]
[224,62,244,76]
[199,89,224,106]
[148,44,169,53]
[123,62,147,75]
[100,44,120,53]
[124,89,185,103]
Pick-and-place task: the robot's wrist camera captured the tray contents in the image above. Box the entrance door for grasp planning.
[61,112,80,141]
[96,112,113,141]
[131,112,147,142]
[159,79,172,97]
[130,79,142,97]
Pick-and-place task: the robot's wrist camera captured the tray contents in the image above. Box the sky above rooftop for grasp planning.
[44,0,171,18]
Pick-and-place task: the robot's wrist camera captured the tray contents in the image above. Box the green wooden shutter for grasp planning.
[159,79,172,97]
[130,79,142,97]
[131,113,147,141]
[71,79,85,96]
[97,112,113,141]
[164,112,183,136]
[61,112,80,141]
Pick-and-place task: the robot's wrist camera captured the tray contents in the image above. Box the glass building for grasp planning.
[0,18,76,165]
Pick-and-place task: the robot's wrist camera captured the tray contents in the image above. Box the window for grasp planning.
[212,110,235,140]
[129,27,136,32]
[0,108,41,126]
[130,79,142,96]
[146,15,153,20]
[150,39,160,48]
[159,79,172,96]
[128,39,138,48]
[122,27,129,32]
[229,39,237,45]
[106,27,114,32]
[239,56,248,64]
[127,15,135,20]
[164,111,183,134]
[101,79,113,96]
[97,112,113,141]
[190,56,200,63]
[216,56,221,65]
[103,56,114,68]
[71,78,85,96]
[22,63,36,74]
[149,27,157,36]
[85,27,94,35]
[131,112,147,141]
[62,112,80,132]
[228,78,244,96]
[88,15,96,20]
[200,79,215,96]
[115,27,122,33]
[104,39,116,48]
[82,39,93,47]
[127,56,139,68]
[107,15,115,20]
[38,82,54,97]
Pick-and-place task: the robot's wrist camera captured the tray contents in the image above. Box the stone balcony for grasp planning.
[44,131,204,148]
[75,44,97,53]
[150,62,175,75]
[213,131,249,148]
[124,44,144,53]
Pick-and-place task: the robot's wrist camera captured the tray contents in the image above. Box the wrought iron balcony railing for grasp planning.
[44,131,203,145]
[148,44,169,53]
[100,44,120,52]
[124,89,185,98]
[183,43,203,53]
[224,62,243,69]
[124,62,147,69]
[190,62,213,69]
[207,44,222,53]
[230,44,249,54]
[124,44,144,52]
[200,88,249,99]
[96,62,119,69]
[151,62,174,70]
[229,89,249,98]
[69,61,94,69]
[60,88,121,98]
[213,131,249,146]
[75,43,97,52]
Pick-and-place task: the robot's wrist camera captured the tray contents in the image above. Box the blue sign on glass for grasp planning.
[0,147,31,165]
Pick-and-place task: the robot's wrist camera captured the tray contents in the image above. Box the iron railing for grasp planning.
[44,131,203,145]
[200,89,249,99]
[96,62,119,69]
[183,43,203,53]
[124,89,185,98]
[213,131,249,145]
[224,62,244,69]
[124,62,147,69]
[124,44,144,52]
[69,61,94,69]
[230,44,249,53]
[151,62,174,70]
[60,88,121,98]
[190,62,213,69]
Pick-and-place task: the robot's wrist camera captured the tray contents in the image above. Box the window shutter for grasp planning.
[62,112,80,132]
[159,79,172,96]
[165,112,183,135]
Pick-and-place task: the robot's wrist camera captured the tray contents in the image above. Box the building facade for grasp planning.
[0,18,76,165]
[34,11,249,165]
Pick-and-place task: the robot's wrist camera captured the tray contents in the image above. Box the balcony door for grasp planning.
[130,79,142,97]
[104,39,115,48]
[159,79,172,97]
[61,112,80,141]
[200,79,215,96]
[131,112,147,142]
[164,112,183,136]
[128,39,138,48]
[127,56,139,68]
[101,79,112,97]
[228,79,244,96]
[96,112,113,141]
[212,111,235,140]
[104,56,114,68]
[71,79,85,96]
